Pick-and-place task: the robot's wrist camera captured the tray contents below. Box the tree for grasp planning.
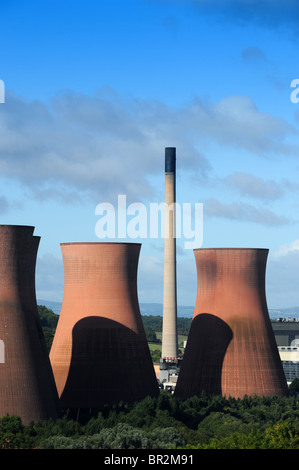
[264,421,299,449]
[144,326,159,343]
[150,349,161,362]
[38,305,59,351]
[38,305,59,329]
[0,415,32,449]
[289,378,299,394]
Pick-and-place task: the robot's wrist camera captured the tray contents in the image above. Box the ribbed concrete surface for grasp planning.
[50,242,159,409]
[0,225,60,424]
[175,248,288,399]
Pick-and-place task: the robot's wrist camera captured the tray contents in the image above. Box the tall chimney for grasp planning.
[161,147,178,360]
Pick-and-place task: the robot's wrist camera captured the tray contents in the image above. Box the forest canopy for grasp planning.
[0,392,298,449]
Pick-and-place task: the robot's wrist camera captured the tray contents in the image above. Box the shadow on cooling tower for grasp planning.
[175,313,233,399]
[60,316,159,409]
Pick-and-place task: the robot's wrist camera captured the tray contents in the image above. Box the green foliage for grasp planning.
[177,317,192,336]
[289,378,299,393]
[0,393,298,449]
[144,326,160,343]
[38,305,59,351]
[150,348,161,362]
[47,424,186,449]
[142,316,162,333]
[197,411,250,439]
[0,415,34,449]
[40,423,186,449]
[183,421,299,449]
[149,427,186,448]
[264,420,299,449]
[41,423,154,449]
[141,315,191,337]
[26,306,299,449]
[38,305,59,329]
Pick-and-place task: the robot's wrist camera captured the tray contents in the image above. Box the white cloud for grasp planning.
[267,241,299,308]
[187,95,293,155]
[36,253,64,302]
[271,238,299,258]
[223,172,284,200]
[0,90,293,207]
[204,198,291,226]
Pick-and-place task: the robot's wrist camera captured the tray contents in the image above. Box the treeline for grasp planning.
[38,306,193,336]
[142,315,191,336]
[0,392,298,449]
[38,305,59,351]
[37,306,192,352]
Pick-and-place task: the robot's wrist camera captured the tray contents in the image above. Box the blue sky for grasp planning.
[1,0,299,309]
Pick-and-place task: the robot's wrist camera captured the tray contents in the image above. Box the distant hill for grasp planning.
[37,299,299,319]
[268,307,299,319]
[37,300,62,315]
[141,303,194,317]
[37,300,194,317]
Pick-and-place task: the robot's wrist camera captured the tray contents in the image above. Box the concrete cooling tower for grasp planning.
[175,248,288,399]
[0,225,60,424]
[50,242,159,410]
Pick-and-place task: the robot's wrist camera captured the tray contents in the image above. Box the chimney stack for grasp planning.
[161,147,178,360]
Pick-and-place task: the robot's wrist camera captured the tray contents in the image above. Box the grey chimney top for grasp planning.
[165,147,176,174]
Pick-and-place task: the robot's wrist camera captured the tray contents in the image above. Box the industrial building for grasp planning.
[0,148,297,426]
[277,346,299,384]
[271,319,299,384]
[272,319,299,346]
[50,242,159,412]
[175,248,289,399]
[0,225,60,424]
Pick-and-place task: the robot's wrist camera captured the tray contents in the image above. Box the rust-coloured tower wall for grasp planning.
[175,248,288,399]
[50,242,159,409]
[0,225,60,424]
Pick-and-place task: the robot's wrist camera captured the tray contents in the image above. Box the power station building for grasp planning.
[0,225,60,424]
[0,148,294,426]
[50,242,159,412]
[175,248,289,399]
[271,319,299,384]
[272,319,299,347]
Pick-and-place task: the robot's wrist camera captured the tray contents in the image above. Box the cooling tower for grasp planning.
[0,225,60,424]
[50,242,159,410]
[161,147,178,360]
[175,248,288,399]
